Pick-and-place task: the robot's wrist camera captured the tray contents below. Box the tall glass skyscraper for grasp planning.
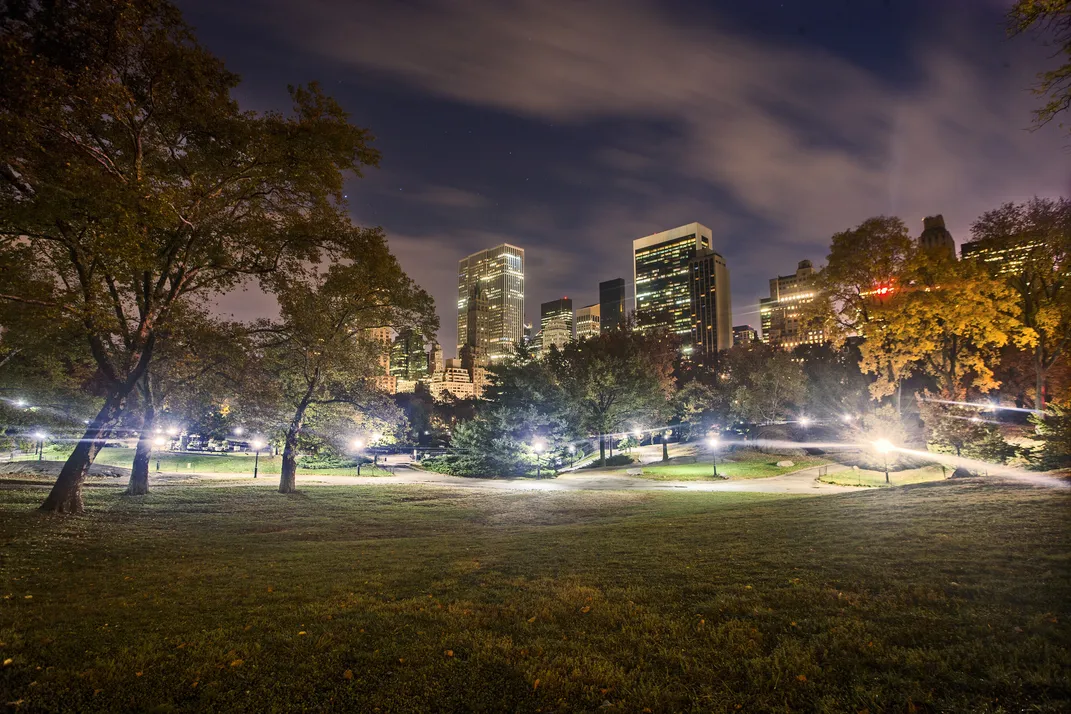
[457,244,525,361]
[634,223,730,355]
[598,278,626,332]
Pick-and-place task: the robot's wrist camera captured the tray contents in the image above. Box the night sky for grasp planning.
[178,0,1070,356]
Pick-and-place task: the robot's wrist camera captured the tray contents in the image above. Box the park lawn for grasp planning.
[820,464,949,488]
[640,449,829,480]
[0,481,1068,712]
[19,447,369,476]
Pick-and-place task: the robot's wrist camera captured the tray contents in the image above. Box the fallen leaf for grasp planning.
[136,671,143,677]
[2,659,12,666]
[230,660,243,667]
[398,658,405,664]
[581,606,591,614]
[797,675,807,682]
[343,670,354,680]
[533,678,540,690]
[298,631,307,636]
[445,650,454,657]
[23,596,32,600]
[527,616,536,623]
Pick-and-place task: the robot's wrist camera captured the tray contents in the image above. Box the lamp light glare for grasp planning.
[251,439,266,450]
[351,438,364,450]
[233,427,244,436]
[799,416,812,426]
[873,438,893,454]
[532,439,546,453]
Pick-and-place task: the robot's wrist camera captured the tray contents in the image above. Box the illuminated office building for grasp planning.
[576,304,601,340]
[457,244,525,361]
[759,260,824,349]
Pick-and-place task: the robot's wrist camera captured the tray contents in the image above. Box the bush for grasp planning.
[1031,404,1071,470]
[296,453,360,470]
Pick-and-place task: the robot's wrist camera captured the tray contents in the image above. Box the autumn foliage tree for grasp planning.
[0,0,383,511]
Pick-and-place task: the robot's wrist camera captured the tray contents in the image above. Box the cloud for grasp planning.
[410,185,488,209]
[250,0,1069,328]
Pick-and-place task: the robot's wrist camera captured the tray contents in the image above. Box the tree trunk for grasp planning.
[39,394,123,513]
[1035,341,1046,411]
[279,399,311,494]
[127,380,155,496]
[598,435,606,466]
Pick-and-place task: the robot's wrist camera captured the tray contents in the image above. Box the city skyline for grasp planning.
[185,0,1070,357]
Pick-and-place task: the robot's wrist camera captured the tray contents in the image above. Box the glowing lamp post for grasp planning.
[153,435,166,471]
[533,439,546,479]
[663,429,673,462]
[707,435,720,478]
[371,432,383,467]
[873,438,893,484]
[352,438,365,475]
[251,439,266,479]
[799,416,812,428]
[632,428,643,448]
[567,443,576,468]
[841,414,854,424]
[34,430,47,461]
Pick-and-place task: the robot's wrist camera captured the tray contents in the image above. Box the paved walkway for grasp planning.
[163,463,859,494]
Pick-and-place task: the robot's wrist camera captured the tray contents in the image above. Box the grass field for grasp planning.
[640,449,829,480]
[820,464,949,487]
[0,479,1068,712]
[10,447,374,476]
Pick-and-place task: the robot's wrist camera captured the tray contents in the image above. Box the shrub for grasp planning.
[296,453,360,470]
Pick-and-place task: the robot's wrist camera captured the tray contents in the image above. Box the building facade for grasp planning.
[732,325,758,346]
[918,214,956,259]
[634,223,730,355]
[688,249,732,354]
[540,298,574,340]
[576,303,601,339]
[366,327,397,395]
[759,260,824,350]
[429,358,478,401]
[457,244,525,362]
[961,235,1048,276]
[598,278,626,332]
[389,329,429,382]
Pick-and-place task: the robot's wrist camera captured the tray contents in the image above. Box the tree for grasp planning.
[917,397,1001,460]
[550,329,675,465]
[255,245,435,494]
[1010,0,1071,133]
[860,251,1034,402]
[125,309,247,495]
[810,217,916,410]
[0,0,381,511]
[967,198,1070,409]
[724,344,807,425]
[1030,403,1071,469]
[795,342,872,419]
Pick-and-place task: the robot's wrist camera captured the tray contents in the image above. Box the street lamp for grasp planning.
[33,430,46,461]
[351,438,365,475]
[632,427,643,447]
[533,439,546,479]
[15,399,26,408]
[841,414,854,423]
[873,438,893,484]
[707,435,720,478]
[251,439,266,479]
[662,429,673,462]
[567,443,576,468]
[153,436,166,471]
[233,426,244,437]
[799,416,812,427]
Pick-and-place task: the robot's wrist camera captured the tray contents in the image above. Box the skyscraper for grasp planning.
[634,223,730,354]
[599,278,626,332]
[759,260,824,350]
[576,304,601,339]
[389,329,429,382]
[688,248,732,354]
[918,215,956,259]
[539,297,574,354]
[457,244,525,361]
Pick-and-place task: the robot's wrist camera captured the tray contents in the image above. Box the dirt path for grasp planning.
[150,462,859,494]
